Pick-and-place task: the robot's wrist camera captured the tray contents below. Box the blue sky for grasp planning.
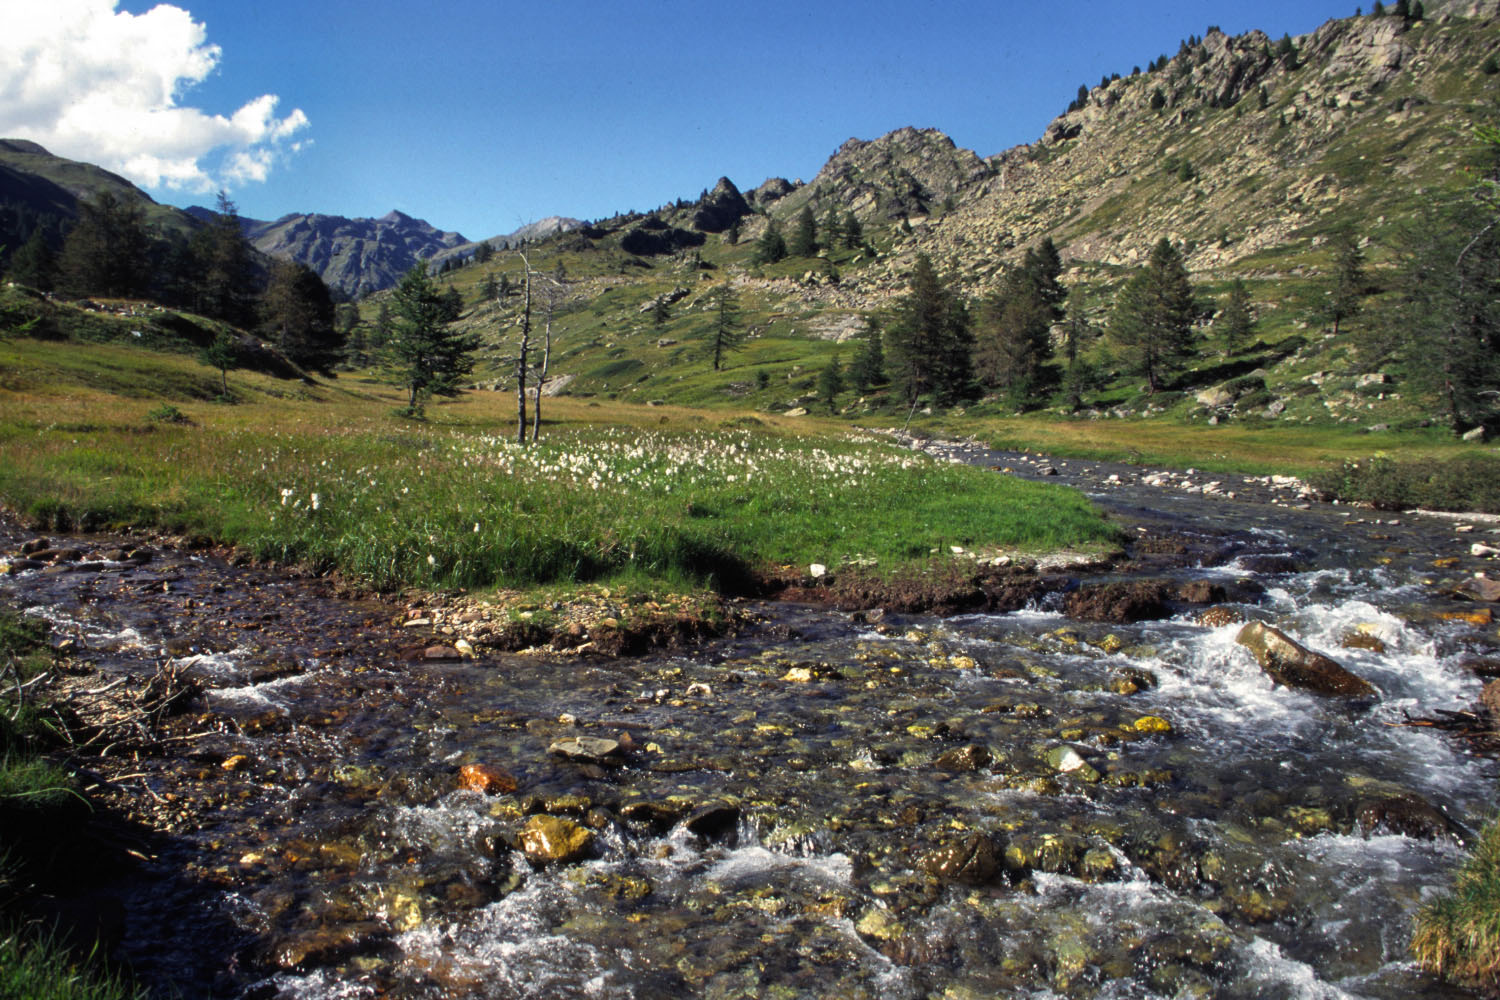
[3,0,1361,240]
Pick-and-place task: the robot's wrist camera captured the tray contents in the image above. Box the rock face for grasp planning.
[1235,621,1377,698]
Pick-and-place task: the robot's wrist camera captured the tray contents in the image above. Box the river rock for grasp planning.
[519,815,593,864]
[1355,794,1461,841]
[457,762,518,795]
[1062,581,1172,623]
[1195,606,1245,627]
[933,744,992,772]
[1235,621,1376,698]
[1046,745,1101,782]
[1177,580,1227,604]
[1455,575,1500,602]
[683,801,740,840]
[920,832,1001,883]
[549,735,623,765]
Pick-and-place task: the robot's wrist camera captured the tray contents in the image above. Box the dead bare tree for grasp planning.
[504,251,566,445]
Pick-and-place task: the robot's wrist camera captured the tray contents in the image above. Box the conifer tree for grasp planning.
[754,218,787,264]
[885,253,974,406]
[788,207,818,257]
[1060,302,1100,411]
[260,259,342,371]
[818,354,844,413]
[388,264,481,415]
[973,238,1065,406]
[58,190,151,299]
[192,192,257,326]
[841,211,863,251]
[705,282,743,371]
[1322,230,1366,336]
[7,227,56,291]
[848,320,885,394]
[1217,277,1255,355]
[822,205,842,253]
[1111,238,1197,393]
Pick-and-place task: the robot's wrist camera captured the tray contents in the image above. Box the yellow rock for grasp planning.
[1133,716,1173,735]
[519,815,594,864]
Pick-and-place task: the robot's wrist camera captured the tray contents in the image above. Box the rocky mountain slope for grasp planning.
[203,209,470,300]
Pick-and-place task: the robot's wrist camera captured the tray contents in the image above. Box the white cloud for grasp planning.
[0,0,309,193]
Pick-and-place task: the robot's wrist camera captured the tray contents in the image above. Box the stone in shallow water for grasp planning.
[519,814,593,864]
[1235,621,1376,698]
[920,833,1001,883]
[456,762,518,795]
[933,744,992,772]
[1046,746,1101,783]
[549,736,622,763]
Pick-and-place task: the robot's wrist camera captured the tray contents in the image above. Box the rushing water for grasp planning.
[3,445,1497,999]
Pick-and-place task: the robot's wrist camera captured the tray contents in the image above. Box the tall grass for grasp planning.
[0,418,1117,592]
[1412,815,1500,991]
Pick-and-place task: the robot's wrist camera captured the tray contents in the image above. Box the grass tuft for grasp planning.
[1413,815,1500,991]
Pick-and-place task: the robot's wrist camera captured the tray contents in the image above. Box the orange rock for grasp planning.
[1438,608,1493,626]
[457,762,518,795]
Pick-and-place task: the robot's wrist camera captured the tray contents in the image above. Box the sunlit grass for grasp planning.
[1413,815,1500,992]
[0,338,1118,594]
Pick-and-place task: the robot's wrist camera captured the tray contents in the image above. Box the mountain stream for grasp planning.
[3,443,1497,999]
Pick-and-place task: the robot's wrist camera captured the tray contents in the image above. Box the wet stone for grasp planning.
[1235,621,1377,698]
[1356,794,1461,841]
[457,762,519,795]
[549,736,623,764]
[933,744,992,772]
[518,815,593,864]
[920,832,1002,883]
[682,801,740,840]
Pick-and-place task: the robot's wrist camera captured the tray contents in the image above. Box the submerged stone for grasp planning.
[549,736,623,764]
[920,833,1002,883]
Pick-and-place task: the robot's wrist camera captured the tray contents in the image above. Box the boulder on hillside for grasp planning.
[1235,621,1376,698]
[691,177,751,233]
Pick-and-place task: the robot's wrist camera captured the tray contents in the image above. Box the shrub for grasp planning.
[1308,454,1500,513]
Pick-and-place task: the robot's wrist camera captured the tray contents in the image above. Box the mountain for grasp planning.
[0,139,203,265]
[196,208,471,300]
[412,0,1500,429]
[429,216,586,269]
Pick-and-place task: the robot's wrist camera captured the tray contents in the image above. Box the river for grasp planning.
[3,442,1495,999]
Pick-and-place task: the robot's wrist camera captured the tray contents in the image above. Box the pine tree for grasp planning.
[1060,303,1100,411]
[260,259,342,371]
[1217,278,1255,355]
[480,271,499,302]
[440,285,464,322]
[58,191,151,299]
[651,294,670,326]
[973,238,1065,406]
[192,191,257,326]
[817,355,844,413]
[754,218,787,264]
[848,319,886,394]
[705,282,743,371]
[201,329,238,397]
[388,264,481,415]
[7,227,56,291]
[1111,238,1197,393]
[822,205,843,254]
[841,211,863,251]
[1322,229,1366,336]
[788,207,818,257]
[885,253,974,406]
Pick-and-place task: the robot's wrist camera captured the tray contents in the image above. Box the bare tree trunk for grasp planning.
[515,253,532,445]
[531,290,553,443]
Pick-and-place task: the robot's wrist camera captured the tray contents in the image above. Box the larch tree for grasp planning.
[885,253,974,407]
[1110,237,1197,393]
[388,263,480,416]
[705,282,743,371]
[58,190,151,299]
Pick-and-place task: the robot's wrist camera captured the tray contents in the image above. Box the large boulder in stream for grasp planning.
[1235,621,1376,698]
[519,815,594,864]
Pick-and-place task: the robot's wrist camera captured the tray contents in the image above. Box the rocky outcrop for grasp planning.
[690,177,751,233]
[619,215,706,256]
[1235,621,1377,697]
[779,127,992,224]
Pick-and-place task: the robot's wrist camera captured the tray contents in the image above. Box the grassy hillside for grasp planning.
[367,4,1500,444]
